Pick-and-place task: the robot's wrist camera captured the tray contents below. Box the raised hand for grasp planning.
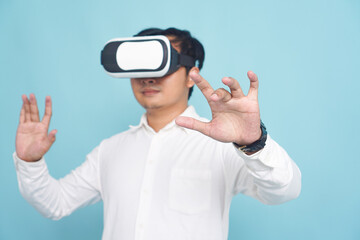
[176,70,262,146]
[15,94,57,162]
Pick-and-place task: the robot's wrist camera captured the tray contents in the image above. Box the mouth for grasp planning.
[141,88,160,96]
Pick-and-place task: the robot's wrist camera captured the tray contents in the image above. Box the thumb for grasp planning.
[175,116,210,136]
[47,129,57,144]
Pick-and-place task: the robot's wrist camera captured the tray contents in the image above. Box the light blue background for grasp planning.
[1,0,359,239]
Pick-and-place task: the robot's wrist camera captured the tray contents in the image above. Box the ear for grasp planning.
[186,67,199,88]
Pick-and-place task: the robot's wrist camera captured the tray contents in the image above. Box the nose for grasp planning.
[141,78,156,85]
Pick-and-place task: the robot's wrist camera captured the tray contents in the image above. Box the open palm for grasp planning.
[16,94,57,162]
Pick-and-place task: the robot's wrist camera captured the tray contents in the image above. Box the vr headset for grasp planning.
[101,35,196,78]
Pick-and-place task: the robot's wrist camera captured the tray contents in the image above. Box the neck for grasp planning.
[146,104,188,132]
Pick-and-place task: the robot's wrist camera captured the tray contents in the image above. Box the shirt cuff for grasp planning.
[13,152,48,178]
[234,135,286,169]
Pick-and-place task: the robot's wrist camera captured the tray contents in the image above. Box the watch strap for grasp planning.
[233,120,267,153]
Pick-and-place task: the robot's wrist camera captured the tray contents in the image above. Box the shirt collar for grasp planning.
[129,105,200,134]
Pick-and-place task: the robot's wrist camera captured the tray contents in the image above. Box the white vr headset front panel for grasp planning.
[103,35,171,78]
[117,41,164,70]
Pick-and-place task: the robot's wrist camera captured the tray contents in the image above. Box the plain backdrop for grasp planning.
[0,0,359,239]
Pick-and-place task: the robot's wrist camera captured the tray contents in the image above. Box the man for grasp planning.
[14,27,301,240]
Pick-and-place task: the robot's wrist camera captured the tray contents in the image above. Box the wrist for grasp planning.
[233,120,267,154]
[16,153,42,162]
[234,128,262,146]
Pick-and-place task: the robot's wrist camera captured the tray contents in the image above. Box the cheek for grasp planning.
[130,80,142,99]
[163,81,188,99]
[130,80,141,92]
[130,79,138,89]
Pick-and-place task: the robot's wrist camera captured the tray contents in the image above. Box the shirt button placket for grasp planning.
[135,134,161,240]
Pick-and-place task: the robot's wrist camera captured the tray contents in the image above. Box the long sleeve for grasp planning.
[223,135,301,205]
[13,147,102,220]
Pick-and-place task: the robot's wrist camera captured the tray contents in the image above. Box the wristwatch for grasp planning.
[233,120,267,153]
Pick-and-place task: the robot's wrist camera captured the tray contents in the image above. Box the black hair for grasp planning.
[135,27,205,99]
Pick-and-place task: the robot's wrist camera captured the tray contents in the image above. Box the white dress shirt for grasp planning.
[14,106,301,240]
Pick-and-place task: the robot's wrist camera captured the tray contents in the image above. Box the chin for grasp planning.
[141,102,163,110]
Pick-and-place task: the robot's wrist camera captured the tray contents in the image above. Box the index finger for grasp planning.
[189,71,214,101]
[41,96,52,126]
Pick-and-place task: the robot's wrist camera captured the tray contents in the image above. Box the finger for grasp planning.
[29,93,40,122]
[189,71,214,101]
[247,71,259,99]
[22,94,31,122]
[47,129,57,144]
[175,116,211,136]
[210,88,232,102]
[222,77,245,98]
[41,96,52,126]
[19,103,25,123]
[42,129,57,151]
